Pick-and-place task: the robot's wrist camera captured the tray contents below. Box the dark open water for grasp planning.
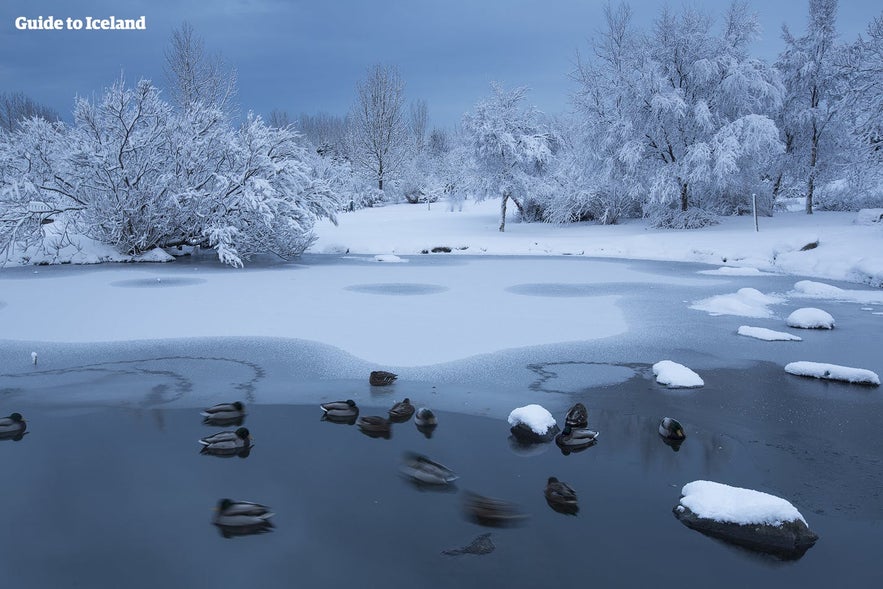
[2,369,881,588]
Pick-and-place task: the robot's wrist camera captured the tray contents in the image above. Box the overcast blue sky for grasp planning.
[1,1,880,128]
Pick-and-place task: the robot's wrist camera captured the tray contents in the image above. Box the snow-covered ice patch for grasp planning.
[653,360,704,388]
[790,280,883,305]
[678,481,807,526]
[785,361,880,386]
[855,208,883,225]
[698,267,768,276]
[786,307,835,329]
[690,288,785,318]
[374,254,406,263]
[737,326,802,342]
[507,404,556,435]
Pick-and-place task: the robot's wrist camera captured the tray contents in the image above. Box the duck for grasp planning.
[199,427,253,455]
[388,398,415,422]
[320,399,359,422]
[0,413,27,439]
[555,424,600,449]
[357,415,392,438]
[201,401,246,425]
[544,477,579,514]
[400,452,458,485]
[564,403,588,428]
[415,407,437,427]
[213,499,274,537]
[462,492,528,527]
[658,417,686,441]
[369,370,397,386]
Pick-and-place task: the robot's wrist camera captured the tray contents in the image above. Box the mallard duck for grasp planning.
[388,398,415,422]
[213,499,274,537]
[415,407,437,427]
[555,424,599,449]
[357,415,392,438]
[201,402,246,425]
[400,452,458,485]
[320,399,359,422]
[462,492,528,527]
[0,412,26,439]
[659,417,686,441]
[369,370,397,386]
[564,403,588,428]
[199,427,253,455]
[544,477,579,514]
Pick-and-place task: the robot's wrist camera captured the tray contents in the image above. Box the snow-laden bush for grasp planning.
[0,79,341,267]
[648,206,720,229]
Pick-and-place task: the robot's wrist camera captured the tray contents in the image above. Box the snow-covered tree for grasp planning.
[349,64,409,191]
[1,78,340,267]
[776,0,851,214]
[573,2,783,223]
[0,91,60,132]
[164,21,237,115]
[462,83,553,231]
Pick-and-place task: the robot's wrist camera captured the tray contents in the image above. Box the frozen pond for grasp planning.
[1,255,882,586]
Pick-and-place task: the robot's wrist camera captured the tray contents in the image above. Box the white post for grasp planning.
[752,193,759,232]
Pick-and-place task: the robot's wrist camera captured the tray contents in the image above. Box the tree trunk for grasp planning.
[806,120,818,215]
[680,181,689,212]
[499,193,508,232]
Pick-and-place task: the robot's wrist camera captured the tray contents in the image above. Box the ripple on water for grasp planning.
[506,283,598,297]
[344,283,448,296]
[110,277,207,288]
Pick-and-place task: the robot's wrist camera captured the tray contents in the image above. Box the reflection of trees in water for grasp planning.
[0,355,265,419]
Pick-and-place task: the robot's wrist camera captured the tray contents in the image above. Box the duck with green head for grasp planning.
[199,427,253,456]
[0,413,26,440]
[201,401,246,425]
[213,498,274,537]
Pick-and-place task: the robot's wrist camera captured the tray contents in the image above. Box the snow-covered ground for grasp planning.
[309,199,883,287]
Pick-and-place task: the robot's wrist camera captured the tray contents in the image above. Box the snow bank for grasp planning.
[652,360,704,388]
[785,361,880,386]
[855,208,883,225]
[507,404,556,435]
[374,254,405,263]
[134,248,175,263]
[786,307,835,329]
[678,480,807,526]
[737,326,802,342]
[690,288,785,318]
[697,267,768,276]
[791,280,883,304]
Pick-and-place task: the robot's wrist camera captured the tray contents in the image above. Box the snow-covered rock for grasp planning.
[737,326,802,342]
[507,404,559,443]
[790,280,883,304]
[133,248,175,263]
[690,288,785,318]
[674,480,818,560]
[652,360,704,388]
[786,307,835,329]
[374,254,406,263]
[785,361,880,386]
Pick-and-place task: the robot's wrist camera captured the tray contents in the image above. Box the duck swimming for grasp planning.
[544,477,579,514]
[213,498,274,537]
[357,415,392,438]
[555,424,600,450]
[462,492,529,527]
[400,452,458,486]
[369,371,397,386]
[199,427,253,456]
[388,398,415,422]
[0,413,26,440]
[201,402,246,425]
[658,417,686,441]
[320,399,359,423]
[564,403,588,428]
